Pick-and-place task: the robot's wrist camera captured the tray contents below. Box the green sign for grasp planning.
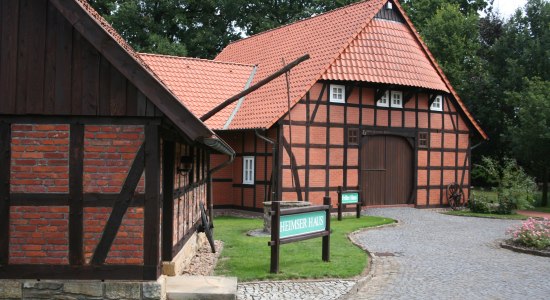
[341,192,359,204]
[279,211,326,239]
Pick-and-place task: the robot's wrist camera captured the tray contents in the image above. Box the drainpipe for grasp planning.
[255,129,278,202]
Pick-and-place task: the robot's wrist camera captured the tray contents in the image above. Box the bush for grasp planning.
[506,218,550,250]
[469,192,513,214]
[472,157,538,210]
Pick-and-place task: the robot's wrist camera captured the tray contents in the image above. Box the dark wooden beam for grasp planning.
[10,193,145,207]
[375,89,388,102]
[144,125,161,277]
[90,143,145,265]
[0,264,156,280]
[309,83,327,123]
[281,136,303,202]
[0,123,11,265]
[403,92,414,105]
[428,94,438,107]
[162,140,175,261]
[1,115,160,125]
[69,123,84,265]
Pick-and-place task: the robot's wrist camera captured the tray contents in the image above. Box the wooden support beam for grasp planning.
[90,143,145,265]
[162,140,175,261]
[375,89,388,102]
[403,92,414,105]
[0,123,11,265]
[144,125,161,277]
[282,137,303,202]
[69,123,84,265]
[428,94,438,107]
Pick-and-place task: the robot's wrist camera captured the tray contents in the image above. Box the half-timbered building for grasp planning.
[0,0,233,292]
[136,0,488,213]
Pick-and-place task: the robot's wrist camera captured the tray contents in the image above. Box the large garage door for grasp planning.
[361,135,413,205]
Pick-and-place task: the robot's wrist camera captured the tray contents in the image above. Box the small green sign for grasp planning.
[279,211,326,239]
[341,192,359,204]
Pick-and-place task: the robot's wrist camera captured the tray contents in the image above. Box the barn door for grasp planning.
[361,135,413,205]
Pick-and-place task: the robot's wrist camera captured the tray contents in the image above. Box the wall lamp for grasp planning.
[177,155,193,175]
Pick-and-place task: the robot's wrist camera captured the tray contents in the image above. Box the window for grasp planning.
[418,132,429,148]
[391,91,403,108]
[376,90,389,107]
[377,90,402,108]
[242,156,255,185]
[330,84,345,103]
[348,128,359,145]
[431,95,443,111]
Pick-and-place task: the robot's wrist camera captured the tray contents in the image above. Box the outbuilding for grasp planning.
[0,0,233,297]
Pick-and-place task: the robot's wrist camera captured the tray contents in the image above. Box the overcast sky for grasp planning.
[493,0,527,18]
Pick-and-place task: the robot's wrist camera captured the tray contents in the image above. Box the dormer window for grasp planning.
[377,90,402,108]
[330,84,345,103]
[431,95,443,111]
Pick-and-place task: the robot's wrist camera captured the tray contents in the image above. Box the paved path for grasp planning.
[351,208,550,299]
[238,280,355,300]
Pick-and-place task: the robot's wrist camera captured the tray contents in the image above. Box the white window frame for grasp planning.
[391,91,403,108]
[242,156,255,185]
[430,95,443,111]
[376,90,389,107]
[329,84,345,103]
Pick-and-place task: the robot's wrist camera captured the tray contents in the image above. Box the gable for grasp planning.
[322,18,449,92]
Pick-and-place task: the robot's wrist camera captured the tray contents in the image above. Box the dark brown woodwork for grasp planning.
[361,135,413,205]
[0,264,156,280]
[0,123,11,265]
[375,89,388,102]
[71,30,83,114]
[50,0,212,140]
[310,83,326,123]
[162,140,175,261]
[90,143,145,265]
[144,125,161,277]
[10,193,145,207]
[69,123,84,265]
[0,0,19,114]
[282,136,303,202]
[54,6,73,114]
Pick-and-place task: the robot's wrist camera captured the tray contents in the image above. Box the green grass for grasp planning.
[213,216,394,281]
[444,210,528,220]
[471,188,498,200]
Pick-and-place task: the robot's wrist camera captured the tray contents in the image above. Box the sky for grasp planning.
[493,0,527,18]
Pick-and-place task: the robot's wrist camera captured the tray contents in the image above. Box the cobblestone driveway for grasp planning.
[352,208,550,299]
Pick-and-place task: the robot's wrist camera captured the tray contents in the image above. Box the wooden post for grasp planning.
[337,186,343,221]
[322,196,331,262]
[69,123,84,265]
[356,194,362,219]
[0,122,11,266]
[162,140,175,261]
[270,201,281,273]
[144,125,161,279]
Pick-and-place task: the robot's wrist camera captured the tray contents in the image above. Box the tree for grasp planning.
[506,78,550,206]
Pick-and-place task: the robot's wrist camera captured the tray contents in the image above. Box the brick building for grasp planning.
[145,0,487,211]
[0,0,233,294]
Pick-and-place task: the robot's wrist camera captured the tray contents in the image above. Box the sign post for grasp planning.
[337,186,361,221]
[269,198,331,273]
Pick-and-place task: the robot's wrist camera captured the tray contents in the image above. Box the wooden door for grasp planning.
[361,135,413,205]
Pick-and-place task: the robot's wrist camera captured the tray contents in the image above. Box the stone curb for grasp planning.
[338,220,400,300]
[500,242,550,257]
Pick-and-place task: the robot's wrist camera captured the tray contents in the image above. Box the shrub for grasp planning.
[506,218,550,249]
[472,157,537,210]
[469,191,513,214]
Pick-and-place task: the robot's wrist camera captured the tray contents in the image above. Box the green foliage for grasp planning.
[213,216,394,281]
[507,218,550,249]
[473,157,538,210]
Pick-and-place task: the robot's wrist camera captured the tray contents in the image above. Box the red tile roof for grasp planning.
[139,54,256,129]
[322,19,449,92]
[215,0,486,139]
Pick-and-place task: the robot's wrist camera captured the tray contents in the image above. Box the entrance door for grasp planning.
[361,135,413,205]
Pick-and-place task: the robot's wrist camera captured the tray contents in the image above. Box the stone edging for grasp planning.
[500,242,550,257]
[339,220,400,299]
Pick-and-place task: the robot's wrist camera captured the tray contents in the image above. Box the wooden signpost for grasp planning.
[337,186,361,221]
[268,197,331,273]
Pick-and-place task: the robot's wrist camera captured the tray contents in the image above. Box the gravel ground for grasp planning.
[351,208,550,300]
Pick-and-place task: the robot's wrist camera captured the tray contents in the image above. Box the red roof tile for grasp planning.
[139,54,255,129]
[215,0,486,139]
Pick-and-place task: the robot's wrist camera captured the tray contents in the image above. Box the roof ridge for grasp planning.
[220,0,374,49]
[139,52,256,68]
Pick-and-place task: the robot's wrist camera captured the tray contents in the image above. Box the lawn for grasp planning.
[443,210,528,220]
[213,215,394,281]
[531,206,550,213]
